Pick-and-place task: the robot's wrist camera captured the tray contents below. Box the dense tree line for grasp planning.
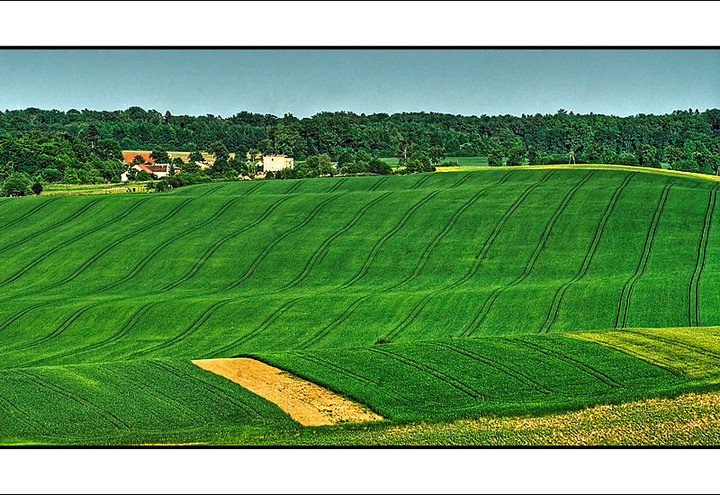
[1,107,719,191]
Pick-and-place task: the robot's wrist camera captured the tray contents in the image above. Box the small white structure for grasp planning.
[121,163,170,182]
[262,155,294,172]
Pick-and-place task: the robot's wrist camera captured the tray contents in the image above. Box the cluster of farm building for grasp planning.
[120,152,294,182]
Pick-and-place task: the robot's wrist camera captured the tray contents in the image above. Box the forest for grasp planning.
[0,107,718,191]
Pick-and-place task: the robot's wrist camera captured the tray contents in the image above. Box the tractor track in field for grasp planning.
[291,352,409,402]
[506,337,623,388]
[615,181,673,329]
[6,303,102,354]
[209,297,304,356]
[36,198,152,292]
[128,300,232,359]
[539,172,637,334]
[22,306,152,367]
[431,341,552,395]
[224,195,339,290]
[410,174,433,190]
[689,184,718,327]
[368,176,389,191]
[444,170,555,292]
[383,171,555,341]
[585,337,684,377]
[338,191,440,290]
[285,181,304,194]
[296,295,371,349]
[619,329,720,363]
[149,361,263,419]
[327,178,348,193]
[241,181,265,196]
[71,196,240,293]
[159,195,292,292]
[0,198,102,256]
[368,347,485,400]
[385,172,511,293]
[97,197,202,292]
[16,369,131,431]
[450,172,472,189]
[0,198,152,288]
[97,366,209,426]
[0,302,52,337]
[0,392,51,436]
[280,192,393,291]
[461,171,595,337]
[0,197,58,231]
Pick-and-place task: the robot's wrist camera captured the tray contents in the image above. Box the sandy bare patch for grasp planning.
[192,357,382,426]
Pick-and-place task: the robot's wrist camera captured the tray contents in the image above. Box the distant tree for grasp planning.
[182,161,202,174]
[265,170,275,179]
[31,182,44,195]
[0,161,13,181]
[188,150,204,163]
[163,111,172,125]
[2,173,32,197]
[132,155,146,165]
[150,148,170,164]
[209,141,230,162]
[135,170,154,181]
[488,149,504,167]
[506,144,526,166]
[428,146,445,166]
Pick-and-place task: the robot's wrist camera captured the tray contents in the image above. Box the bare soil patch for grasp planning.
[192,357,383,426]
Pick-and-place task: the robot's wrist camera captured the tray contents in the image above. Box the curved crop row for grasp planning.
[16,369,130,430]
[431,341,552,394]
[296,294,371,349]
[0,198,102,256]
[281,192,393,291]
[225,195,340,290]
[615,182,673,328]
[150,361,263,419]
[67,196,240,294]
[327,178,348,193]
[209,296,304,357]
[539,172,637,333]
[461,171,595,337]
[368,347,485,399]
[338,191,440,290]
[128,299,233,359]
[409,174,433,190]
[0,197,57,231]
[159,195,292,292]
[22,305,152,367]
[507,337,622,388]
[384,172,555,340]
[0,198,160,289]
[385,172,511,293]
[368,176,389,191]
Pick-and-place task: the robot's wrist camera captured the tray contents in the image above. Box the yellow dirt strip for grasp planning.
[192,357,382,426]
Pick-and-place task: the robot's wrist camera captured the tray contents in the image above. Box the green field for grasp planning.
[3,167,720,445]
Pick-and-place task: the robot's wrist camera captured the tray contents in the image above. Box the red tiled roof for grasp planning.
[123,152,154,165]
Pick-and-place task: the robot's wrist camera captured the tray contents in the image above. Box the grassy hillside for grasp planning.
[3,166,720,444]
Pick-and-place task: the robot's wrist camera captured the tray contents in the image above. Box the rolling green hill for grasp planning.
[3,166,720,445]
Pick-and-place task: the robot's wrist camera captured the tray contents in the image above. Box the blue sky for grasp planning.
[0,49,717,118]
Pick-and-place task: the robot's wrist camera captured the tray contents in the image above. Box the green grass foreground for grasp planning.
[3,166,720,445]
